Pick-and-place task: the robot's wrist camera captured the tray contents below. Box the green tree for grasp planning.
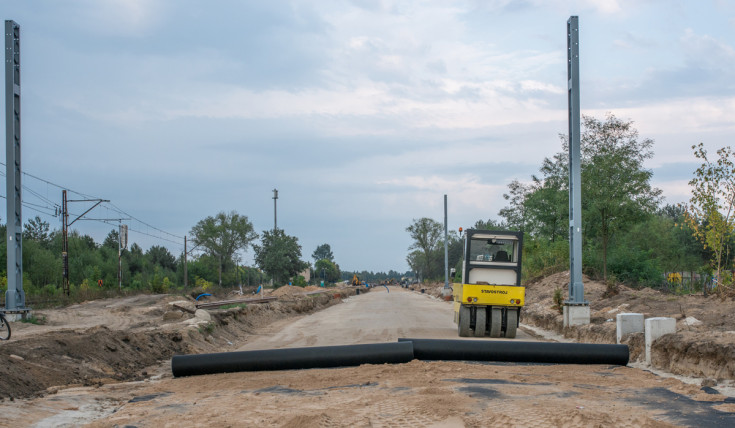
[147,245,176,271]
[499,180,531,231]
[252,229,308,286]
[684,144,735,290]
[103,229,119,250]
[315,258,340,283]
[406,218,443,280]
[23,216,51,246]
[525,153,569,242]
[572,114,661,280]
[190,211,257,286]
[311,243,334,263]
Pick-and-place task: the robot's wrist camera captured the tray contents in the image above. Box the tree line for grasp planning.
[0,211,349,303]
[406,114,734,292]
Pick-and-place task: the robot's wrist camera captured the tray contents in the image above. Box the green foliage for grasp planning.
[190,211,257,285]
[552,288,564,314]
[311,244,334,263]
[21,314,46,325]
[293,275,308,287]
[252,229,308,286]
[521,238,569,282]
[684,143,735,294]
[405,218,444,281]
[315,259,340,283]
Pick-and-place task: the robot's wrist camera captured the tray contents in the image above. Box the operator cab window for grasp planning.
[469,237,516,263]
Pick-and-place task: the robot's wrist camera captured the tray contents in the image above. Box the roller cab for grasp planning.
[452,229,524,338]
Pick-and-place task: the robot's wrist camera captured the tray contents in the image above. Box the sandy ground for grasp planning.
[3,286,734,427]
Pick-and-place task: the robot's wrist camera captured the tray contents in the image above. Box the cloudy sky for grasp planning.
[2,0,735,273]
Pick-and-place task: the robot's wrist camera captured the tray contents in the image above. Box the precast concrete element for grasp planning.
[172,342,415,377]
[616,313,644,344]
[399,338,629,366]
[563,305,590,327]
[645,317,676,365]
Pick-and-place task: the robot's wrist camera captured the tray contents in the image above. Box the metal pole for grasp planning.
[5,20,26,312]
[272,189,278,231]
[444,194,449,289]
[565,16,589,323]
[118,221,122,290]
[62,190,69,296]
[184,235,188,288]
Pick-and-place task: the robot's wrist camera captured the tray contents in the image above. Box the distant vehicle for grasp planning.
[453,229,524,338]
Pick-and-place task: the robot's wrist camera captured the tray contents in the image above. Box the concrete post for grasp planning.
[616,313,644,344]
[645,317,676,365]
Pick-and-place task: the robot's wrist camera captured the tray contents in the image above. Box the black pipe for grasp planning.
[398,338,628,365]
[172,341,415,377]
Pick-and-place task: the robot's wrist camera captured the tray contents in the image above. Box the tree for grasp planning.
[499,180,531,231]
[406,218,443,280]
[252,229,308,286]
[190,211,257,286]
[147,245,176,271]
[684,144,735,291]
[311,244,334,263]
[103,229,119,250]
[525,153,569,242]
[405,250,425,282]
[579,114,661,280]
[23,216,51,245]
[315,258,340,283]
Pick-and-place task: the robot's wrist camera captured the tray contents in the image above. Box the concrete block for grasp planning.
[616,313,644,344]
[563,305,590,327]
[645,317,676,365]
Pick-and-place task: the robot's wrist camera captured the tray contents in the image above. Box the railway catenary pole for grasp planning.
[5,20,29,315]
[443,194,449,290]
[564,16,590,326]
[272,188,278,231]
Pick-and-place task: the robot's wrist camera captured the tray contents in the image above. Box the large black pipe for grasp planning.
[172,341,414,377]
[398,338,628,365]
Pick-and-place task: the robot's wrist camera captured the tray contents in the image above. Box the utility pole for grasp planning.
[443,194,451,297]
[4,20,29,318]
[184,235,188,288]
[61,192,109,295]
[272,188,278,231]
[62,190,69,295]
[118,223,127,290]
[564,15,590,326]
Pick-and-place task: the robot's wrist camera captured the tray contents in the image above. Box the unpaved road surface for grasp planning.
[3,287,735,427]
[239,286,531,351]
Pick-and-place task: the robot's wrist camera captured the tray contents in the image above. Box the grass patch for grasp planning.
[220,303,247,310]
[21,314,47,325]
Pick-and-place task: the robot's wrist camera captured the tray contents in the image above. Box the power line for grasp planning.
[0,166,184,245]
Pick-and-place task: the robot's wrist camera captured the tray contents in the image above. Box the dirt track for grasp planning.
[3,286,735,427]
[239,286,531,351]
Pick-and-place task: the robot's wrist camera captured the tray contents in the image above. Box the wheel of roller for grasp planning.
[489,307,502,338]
[458,305,471,337]
[473,307,486,337]
[505,307,518,338]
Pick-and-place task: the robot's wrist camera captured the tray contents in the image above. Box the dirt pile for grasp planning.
[271,285,309,297]
[522,271,735,380]
[0,289,351,400]
[409,273,735,380]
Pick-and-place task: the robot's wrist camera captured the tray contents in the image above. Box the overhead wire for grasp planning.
[0,164,184,249]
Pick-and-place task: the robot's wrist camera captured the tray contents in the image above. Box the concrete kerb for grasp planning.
[616,313,645,344]
[645,317,676,365]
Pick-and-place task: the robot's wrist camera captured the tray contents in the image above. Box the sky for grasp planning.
[2,0,735,273]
